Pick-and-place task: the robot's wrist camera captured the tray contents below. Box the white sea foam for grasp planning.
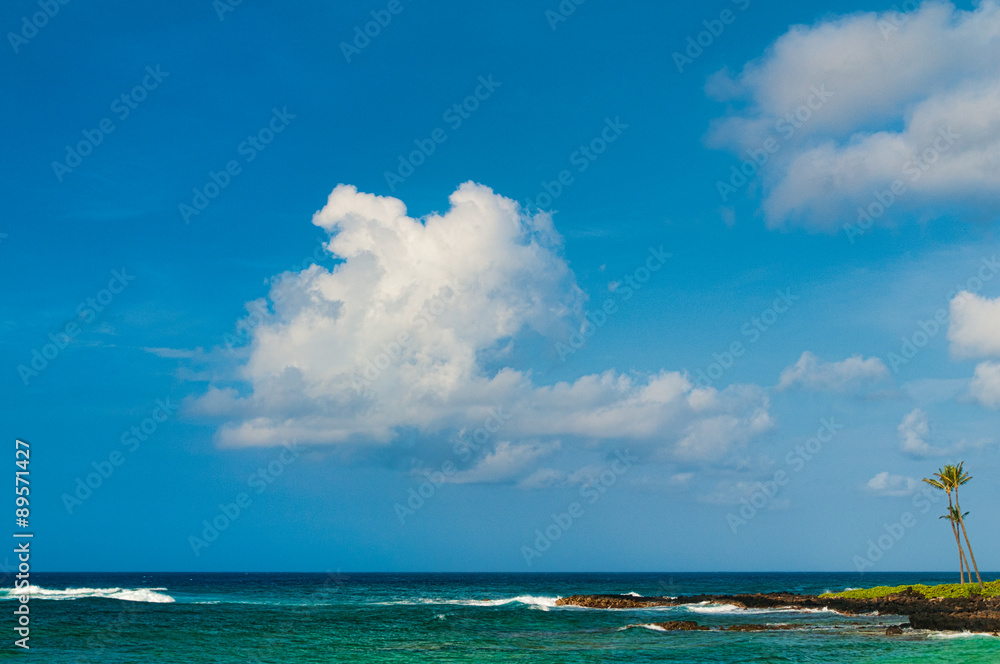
[686,602,761,615]
[446,595,562,610]
[0,586,175,603]
[624,592,643,597]
[685,601,838,616]
[377,595,563,611]
[927,630,998,640]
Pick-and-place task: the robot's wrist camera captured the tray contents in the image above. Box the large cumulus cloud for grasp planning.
[191,183,772,474]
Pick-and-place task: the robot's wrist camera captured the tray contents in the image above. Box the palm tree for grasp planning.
[949,463,984,589]
[925,470,969,584]
[940,506,969,584]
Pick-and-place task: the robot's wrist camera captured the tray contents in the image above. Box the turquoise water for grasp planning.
[5,572,1000,662]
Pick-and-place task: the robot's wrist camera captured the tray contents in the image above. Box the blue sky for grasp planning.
[4,0,1000,573]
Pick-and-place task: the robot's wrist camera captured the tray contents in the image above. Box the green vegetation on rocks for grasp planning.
[821,581,1000,600]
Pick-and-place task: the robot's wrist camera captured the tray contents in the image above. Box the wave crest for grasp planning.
[0,586,175,603]
[376,595,561,610]
[685,602,836,615]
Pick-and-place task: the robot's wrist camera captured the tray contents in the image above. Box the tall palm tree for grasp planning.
[925,470,969,584]
[941,506,969,584]
[949,463,984,589]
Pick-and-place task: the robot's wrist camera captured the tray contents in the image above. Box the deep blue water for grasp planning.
[3,572,999,662]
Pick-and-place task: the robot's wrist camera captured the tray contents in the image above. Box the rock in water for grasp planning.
[723,624,796,632]
[652,621,709,631]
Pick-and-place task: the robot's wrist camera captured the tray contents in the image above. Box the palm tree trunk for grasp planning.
[954,484,985,589]
[945,491,967,584]
[957,514,984,588]
[951,520,967,584]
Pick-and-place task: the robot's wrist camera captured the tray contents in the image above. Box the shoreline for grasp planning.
[556,589,1000,634]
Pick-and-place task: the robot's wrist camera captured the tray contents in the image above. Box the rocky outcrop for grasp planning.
[557,589,1000,633]
[650,620,708,631]
[642,621,797,632]
[722,623,796,632]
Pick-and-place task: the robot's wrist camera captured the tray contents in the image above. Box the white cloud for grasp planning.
[708,1,1000,230]
[865,471,919,497]
[516,468,567,490]
[193,183,773,468]
[947,292,1000,409]
[969,361,1000,409]
[516,464,612,490]
[444,441,557,485]
[896,407,994,456]
[777,351,889,391]
[897,408,948,457]
[949,291,1000,358]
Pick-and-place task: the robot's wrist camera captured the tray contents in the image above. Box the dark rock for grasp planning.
[651,620,709,631]
[885,626,903,636]
[556,591,1000,633]
[722,623,795,632]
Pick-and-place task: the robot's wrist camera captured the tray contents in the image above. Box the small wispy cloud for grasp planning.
[143,346,204,359]
[865,471,919,497]
[777,352,888,392]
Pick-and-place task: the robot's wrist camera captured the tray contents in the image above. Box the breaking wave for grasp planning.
[0,586,175,603]
[685,602,837,615]
[376,595,562,610]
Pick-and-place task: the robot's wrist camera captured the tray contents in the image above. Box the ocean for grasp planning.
[5,572,999,662]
